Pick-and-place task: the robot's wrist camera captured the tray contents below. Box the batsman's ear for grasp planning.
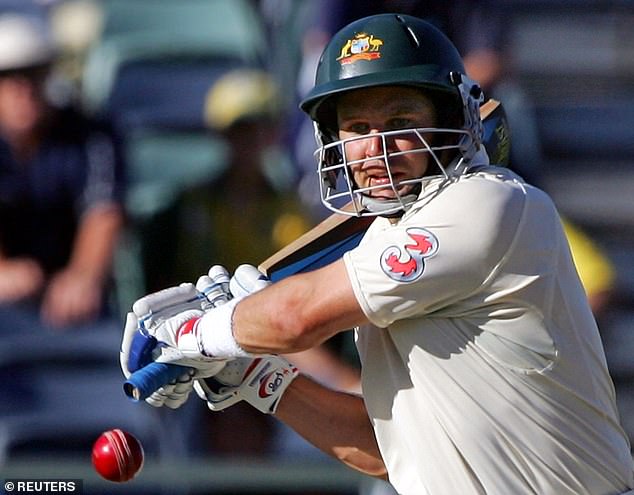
[120,312,139,379]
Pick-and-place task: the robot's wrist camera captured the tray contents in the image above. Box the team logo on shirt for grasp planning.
[380,228,438,282]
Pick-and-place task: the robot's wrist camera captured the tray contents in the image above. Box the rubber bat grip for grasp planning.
[124,362,191,401]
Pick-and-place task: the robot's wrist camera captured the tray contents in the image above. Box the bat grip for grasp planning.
[124,362,191,401]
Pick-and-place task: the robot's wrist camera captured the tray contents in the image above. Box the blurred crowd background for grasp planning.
[0,1,633,494]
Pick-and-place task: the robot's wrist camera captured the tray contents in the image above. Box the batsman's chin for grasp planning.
[366,183,416,201]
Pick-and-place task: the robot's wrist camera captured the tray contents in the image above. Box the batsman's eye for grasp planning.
[386,117,411,129]
[340,121,370,135]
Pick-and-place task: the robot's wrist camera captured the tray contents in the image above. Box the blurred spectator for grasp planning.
[0,11,124,330]
[562,219,616,317]
[175,68,309,278]
[48,0,104,97]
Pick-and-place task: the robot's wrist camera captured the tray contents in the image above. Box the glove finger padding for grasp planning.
[229,264,271,298]
[197,265,232,308]
[128,283,210,369]
[133,283,204,328]
[134,287,231,375]
[195,356,298,414]
[146,370,195,409]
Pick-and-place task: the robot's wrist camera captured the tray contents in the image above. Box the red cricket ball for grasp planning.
[91,429,144,482]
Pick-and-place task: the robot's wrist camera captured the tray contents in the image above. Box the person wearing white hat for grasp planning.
[0,11,124,330]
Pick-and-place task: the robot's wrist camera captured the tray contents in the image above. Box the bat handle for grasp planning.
[124,362,192,401]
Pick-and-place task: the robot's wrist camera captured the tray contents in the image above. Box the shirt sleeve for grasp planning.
[343,175,527,328]
[79,129,125,215]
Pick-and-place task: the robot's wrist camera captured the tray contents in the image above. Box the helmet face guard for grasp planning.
[300,13,485,217]
[315,125,473,217]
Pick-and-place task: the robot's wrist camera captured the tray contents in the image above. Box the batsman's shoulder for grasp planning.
[452,166,530,210]
[470,165,526,188]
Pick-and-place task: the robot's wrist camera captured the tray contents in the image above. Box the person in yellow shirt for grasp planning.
[174,69,311,279]
[563,219,616,316]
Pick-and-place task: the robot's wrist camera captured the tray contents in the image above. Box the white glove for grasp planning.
[194,355,298,414]
[145,367,196,409]
[132,280,231,371]
[120,266,234,408]
[229,264,272,297]
[192,264,270,361]
[194,265,297,414]
[182,264,272,360]
[121,309,203,408]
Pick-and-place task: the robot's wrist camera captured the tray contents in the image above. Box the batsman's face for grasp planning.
[337,86,437,200]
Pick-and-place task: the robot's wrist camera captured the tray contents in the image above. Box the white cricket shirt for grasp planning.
[344,167,634,495]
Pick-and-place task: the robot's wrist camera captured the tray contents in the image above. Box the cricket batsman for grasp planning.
[121,14,634,495]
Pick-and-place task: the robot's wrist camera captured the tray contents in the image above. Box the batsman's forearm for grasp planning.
[274,375,387,479]
[233,260,367,354]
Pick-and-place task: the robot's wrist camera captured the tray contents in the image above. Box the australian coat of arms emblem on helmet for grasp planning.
[336,32,384,64]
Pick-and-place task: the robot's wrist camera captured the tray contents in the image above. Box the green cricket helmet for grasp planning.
[300,13,486,217]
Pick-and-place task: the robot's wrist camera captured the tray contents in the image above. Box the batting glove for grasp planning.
[194,355,298,414]
[120,311,197,408]
[193,265,298,414]
[186,264,273,360]
[120,266,235,408]
[145,367,196,409]
[229,264,272,297]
